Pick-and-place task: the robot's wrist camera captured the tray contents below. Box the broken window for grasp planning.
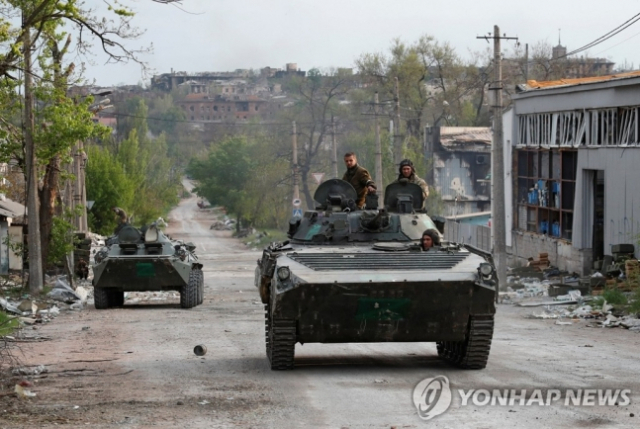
[515,149,576,241]
[519,106,639,147]
[214,105,218,111]
[190,106,194,112]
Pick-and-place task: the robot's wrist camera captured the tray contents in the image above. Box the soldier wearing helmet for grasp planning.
[421,228,441,251]
[393,159,429,206]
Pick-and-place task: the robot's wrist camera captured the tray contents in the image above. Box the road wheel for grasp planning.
[180,269,199,309]
[268,319,296,370]
[94,287,110,310]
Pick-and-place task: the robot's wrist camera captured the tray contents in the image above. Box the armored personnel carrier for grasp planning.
[255,179,496,370]
[92,222,204,309]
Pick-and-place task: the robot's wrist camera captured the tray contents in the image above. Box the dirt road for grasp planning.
[3,191,640,428]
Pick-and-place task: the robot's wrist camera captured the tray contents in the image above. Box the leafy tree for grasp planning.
[188,136,253,227]
[85,144,135,235]
[279,68,354,208]
[356,36,487,165]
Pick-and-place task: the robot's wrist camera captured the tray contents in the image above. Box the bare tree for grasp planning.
[284,69,354,208]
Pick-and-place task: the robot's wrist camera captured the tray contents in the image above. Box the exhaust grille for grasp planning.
[287,251,469,271]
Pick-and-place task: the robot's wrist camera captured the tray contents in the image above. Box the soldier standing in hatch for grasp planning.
[393,159,429,205]
[112,206,128,233]
[421,229,441,251]
[342,152,376,209]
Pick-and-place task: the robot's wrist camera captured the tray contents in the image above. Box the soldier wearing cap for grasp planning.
[393,159,429,206]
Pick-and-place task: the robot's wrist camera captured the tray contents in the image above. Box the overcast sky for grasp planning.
[80,0,640,86]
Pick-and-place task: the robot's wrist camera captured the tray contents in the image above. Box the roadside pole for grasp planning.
[292,121,300,215]
[478,25,517,294]
[374,92,383,202]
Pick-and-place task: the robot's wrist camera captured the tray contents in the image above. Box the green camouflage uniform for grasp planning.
[342,164,376,208]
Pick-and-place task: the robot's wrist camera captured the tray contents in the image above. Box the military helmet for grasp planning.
[399,159,415,174]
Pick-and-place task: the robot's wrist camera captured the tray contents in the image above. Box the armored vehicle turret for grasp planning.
[255,179,496,370]
[92,222,204,309]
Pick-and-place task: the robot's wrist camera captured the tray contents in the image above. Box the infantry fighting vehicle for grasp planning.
[92,222,204,309]
[255,179,496,370]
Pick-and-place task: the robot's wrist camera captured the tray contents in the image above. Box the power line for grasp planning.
[559,12,640,58]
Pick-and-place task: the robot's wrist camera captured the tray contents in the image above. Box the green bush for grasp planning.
[0,312,19,336]
[602,288,628,305]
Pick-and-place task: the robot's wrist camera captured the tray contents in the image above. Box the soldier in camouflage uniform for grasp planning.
[342,152,376,209]
[393,159,429,208]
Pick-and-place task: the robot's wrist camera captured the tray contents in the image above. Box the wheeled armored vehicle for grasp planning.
[255,179,496,370]
[92,222,204,309]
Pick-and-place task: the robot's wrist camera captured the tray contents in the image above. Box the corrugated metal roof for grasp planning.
[526,70,640,90]
[0,198,26,217]
[439,127,492,147]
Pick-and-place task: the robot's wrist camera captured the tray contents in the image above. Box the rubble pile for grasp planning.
[0,275,92,329]
[503,254,640,331]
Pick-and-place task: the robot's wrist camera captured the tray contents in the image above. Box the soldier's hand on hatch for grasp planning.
[367,185,376,193]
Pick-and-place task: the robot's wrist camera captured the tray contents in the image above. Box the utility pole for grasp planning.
[360,92,385,201]
[74,141,85,231]
[292,121,300,214]
[393,77,402,169]
[374,92,383,202]
[478,26,518,294]
[331,115,338,179]
[525,43,529,82]
[23,18,44,293]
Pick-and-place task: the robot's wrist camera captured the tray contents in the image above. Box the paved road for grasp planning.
[8,188,640,428]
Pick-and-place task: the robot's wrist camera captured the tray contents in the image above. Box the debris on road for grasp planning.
[193,345,207,356]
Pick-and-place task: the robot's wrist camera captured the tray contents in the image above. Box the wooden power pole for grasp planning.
[478,26,518,294]
[374,92,383,202]
[393,77,402,169]
[331,115,338,179]
[292,121,300,216]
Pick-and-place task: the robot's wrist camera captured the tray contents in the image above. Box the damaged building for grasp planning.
[424,126,492,219]
[504,70,640,275]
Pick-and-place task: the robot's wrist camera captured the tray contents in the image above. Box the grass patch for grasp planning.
[0,312,19,336]
[628,288,640,315]
[601,288,628,305]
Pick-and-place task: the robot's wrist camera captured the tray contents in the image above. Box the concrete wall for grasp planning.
[8,225,22,271]
[510,230,589,274]
[0,221,7,275]
[573,148,640,258]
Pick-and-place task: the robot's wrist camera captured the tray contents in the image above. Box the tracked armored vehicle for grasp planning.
[92,222,204,309]
[255,179,496,370]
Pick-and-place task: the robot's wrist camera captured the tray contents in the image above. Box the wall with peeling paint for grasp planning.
[507,75,640,275]
[573,148,640,256]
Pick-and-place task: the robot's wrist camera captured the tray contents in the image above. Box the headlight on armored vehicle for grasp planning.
[277,266,291,281]
[479,263,494,277]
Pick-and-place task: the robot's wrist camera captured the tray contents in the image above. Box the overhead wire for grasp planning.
[560,12,640,58]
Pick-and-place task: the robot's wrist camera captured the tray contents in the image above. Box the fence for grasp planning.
[444,222,492,252]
